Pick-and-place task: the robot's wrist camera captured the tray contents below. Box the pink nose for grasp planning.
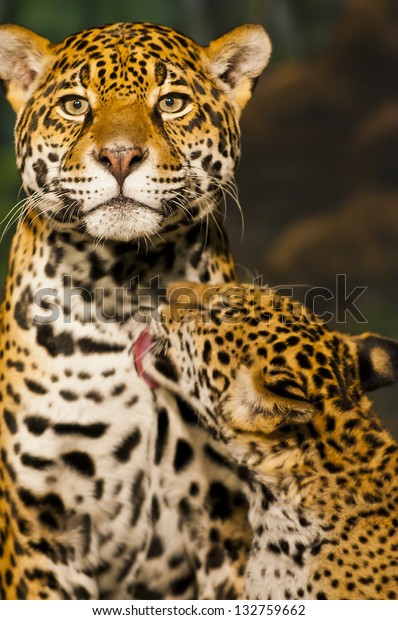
[98,146,144,187]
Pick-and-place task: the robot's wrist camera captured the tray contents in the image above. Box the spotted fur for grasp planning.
[144,282,398,600]
[0,24,271,599]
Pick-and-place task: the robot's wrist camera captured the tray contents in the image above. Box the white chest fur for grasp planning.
[244,484,321,600]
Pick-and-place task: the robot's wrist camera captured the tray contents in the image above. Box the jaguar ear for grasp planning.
[0,24,53,113]
[354,333,398,391]
[205,24,271,113]
[224,366,316,435]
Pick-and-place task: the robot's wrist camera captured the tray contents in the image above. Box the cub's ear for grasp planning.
[204,24,271,113]
[0,24,53,113]
[354,333,398,391]
[224,366,316,435]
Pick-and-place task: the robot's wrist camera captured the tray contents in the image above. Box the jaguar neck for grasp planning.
[2,208,236,329]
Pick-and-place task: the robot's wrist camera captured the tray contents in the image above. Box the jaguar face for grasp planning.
[0,22,271,242]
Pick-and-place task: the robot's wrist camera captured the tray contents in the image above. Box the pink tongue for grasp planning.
[133,329,159,389]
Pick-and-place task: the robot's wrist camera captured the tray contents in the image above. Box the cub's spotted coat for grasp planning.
[143,282,398,600]
[0,24,271,599]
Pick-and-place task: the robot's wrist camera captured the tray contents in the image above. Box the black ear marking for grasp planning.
[355,333,398,391]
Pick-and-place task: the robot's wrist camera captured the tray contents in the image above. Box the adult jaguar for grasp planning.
[0,22,271,599]
[141,282,398,599]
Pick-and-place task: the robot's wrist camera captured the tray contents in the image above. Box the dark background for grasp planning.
[0,0,397,436]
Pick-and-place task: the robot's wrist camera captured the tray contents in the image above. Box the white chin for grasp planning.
[83,205,163,242]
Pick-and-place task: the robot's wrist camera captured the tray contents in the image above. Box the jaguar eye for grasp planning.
[158,94,188,114]
[60,96,90,116]
[266,381,308,402]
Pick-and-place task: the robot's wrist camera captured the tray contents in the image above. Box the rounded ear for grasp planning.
[354,333,398,391]
[224,366,316,435]
[0,24,53,112]
[204,24,271,113]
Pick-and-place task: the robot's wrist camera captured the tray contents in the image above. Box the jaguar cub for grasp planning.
[139,282,398,600]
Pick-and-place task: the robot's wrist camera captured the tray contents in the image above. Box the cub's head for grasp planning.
[0,22,271,242]
[137,282,398,438]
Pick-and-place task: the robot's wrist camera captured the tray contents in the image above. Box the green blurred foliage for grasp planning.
[0,0,342,54]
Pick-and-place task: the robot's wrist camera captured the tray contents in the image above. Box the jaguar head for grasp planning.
[0,22,271,242]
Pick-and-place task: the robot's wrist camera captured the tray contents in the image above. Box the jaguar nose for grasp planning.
[98,146,145,188]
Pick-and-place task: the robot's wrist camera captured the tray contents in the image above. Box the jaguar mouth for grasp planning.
[134,327,180,389]
[82,196,164,241]
[86,196,159,215]
[133,329,159,389]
